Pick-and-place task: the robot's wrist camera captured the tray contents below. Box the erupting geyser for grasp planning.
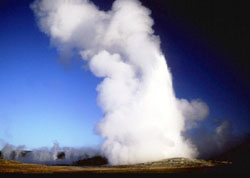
[31,0,210,165]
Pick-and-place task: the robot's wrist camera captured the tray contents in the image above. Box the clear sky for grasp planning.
[0,0,249,150]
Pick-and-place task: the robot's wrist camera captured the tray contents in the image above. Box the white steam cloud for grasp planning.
[1,142,99,165]
[184,121,234,159]
[31,0,212,165]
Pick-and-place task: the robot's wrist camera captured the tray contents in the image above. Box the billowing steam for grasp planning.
[27,0,232,165]
[0,142,99,165]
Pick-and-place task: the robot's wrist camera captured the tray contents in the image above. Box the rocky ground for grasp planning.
[0,157,242,174]
[112,157,230,168]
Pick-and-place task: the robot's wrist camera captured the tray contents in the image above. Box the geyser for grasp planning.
[31,0,210,165]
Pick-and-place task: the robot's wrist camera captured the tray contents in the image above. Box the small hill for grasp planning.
[72,155,108,166]
[126,157,225,168]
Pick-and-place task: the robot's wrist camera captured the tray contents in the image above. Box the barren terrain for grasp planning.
[0,157,237,174]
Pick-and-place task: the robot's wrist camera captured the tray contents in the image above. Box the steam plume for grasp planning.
[1,142,99,165]
[31,0,212,165]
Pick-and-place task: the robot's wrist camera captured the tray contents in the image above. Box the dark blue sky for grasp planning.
[0,0,249,149]
[140,0,250,133]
